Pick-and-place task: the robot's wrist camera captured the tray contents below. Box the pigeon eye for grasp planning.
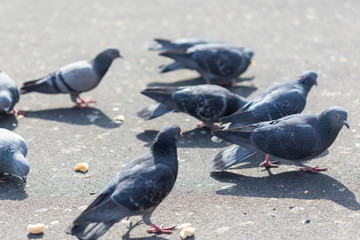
[177,129,181,135]
[335,114,339,119]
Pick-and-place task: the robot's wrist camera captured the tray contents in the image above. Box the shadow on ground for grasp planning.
[147,76,257,98]
[24,107,122,129]
[0,115,18,130]
[137,128,231,148]
[0,174,28,200]
[121,221,170,240]
[211,170,360,210]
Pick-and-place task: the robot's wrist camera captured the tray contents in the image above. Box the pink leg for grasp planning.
[75,97,96,109]
[218,81,233,87]
[299,165,327,173]
[11,109,26,116]
[0,177,6,183]
[147,224,176,234]
[259,154,279,168]
[197,122,224,130]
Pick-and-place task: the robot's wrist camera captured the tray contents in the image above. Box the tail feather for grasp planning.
[137,103,174,120]
[220,110,257,124]
[210,145,257,171]
[140,88,179,107]
[20,76,59,94]
[159,49,188,61]
[158,62,186,73]
[148,39,176,51]
[211,127,258,151]
[66,221,116,240]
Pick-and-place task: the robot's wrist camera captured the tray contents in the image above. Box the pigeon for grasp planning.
[158,43,254,85]
[137,85,248,129]
[211,71,318,145]
[220,71,318,125]
[0,71,20,115]
[149,37,224,51]
[211,107,349,173]
[0,128,29,183]
[66,125,182,240]
[20,48,122,109]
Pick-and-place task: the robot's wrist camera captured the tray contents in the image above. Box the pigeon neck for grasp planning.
[317,113,341,144]
[298,80,314,97]
[227,95,247,115]
[151,139,178,176]
[93,56,113,78]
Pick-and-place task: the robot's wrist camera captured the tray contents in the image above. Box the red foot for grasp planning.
[147,224,176,234]
[218,81,233,87]
[299,165,327,173]
[259,154,279,168]
[11,109,26,116]
[0,177,6,183]
[75,97,96,109]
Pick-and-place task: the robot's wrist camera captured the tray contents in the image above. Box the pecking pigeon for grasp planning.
[158,43,254,85]
[211,107,349,173]
[20,48,121,109]
[149,37,224,51]
[66,125,182,240]
[137,85,248,129]
[220,71,318,125]
[0,128,29,183]
[0,71,20,115]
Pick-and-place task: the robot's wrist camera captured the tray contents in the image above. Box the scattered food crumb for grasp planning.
[85,175,92,178]
[27,223,47,235]
[17,114,25,119]
[89,192,96,195]
[179,223,195,239]
[74,162,89,173]
[114,114,125,123]
[304,190,308,194]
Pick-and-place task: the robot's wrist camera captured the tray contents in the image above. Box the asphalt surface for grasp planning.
[1,0,360,239]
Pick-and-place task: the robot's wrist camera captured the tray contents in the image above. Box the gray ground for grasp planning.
[1,0,360,239]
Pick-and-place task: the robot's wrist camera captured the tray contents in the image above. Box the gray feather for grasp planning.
[0,71,20,115]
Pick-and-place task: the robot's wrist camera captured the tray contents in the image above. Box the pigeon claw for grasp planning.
[0,177,6,183]
[259,154,279,168]
[197,122,224,130]
[147,224,176,234]
[298,165,327,173]
[75,97,96,109]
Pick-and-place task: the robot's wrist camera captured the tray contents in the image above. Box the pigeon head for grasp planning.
[242,48,254,61]
[4,148,29,183]
[297,71,318,87]
[93,48,122,78]
[322,106,349,129]
[153,125,183,144]
[0,91,12,114]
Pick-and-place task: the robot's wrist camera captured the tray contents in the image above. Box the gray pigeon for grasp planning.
[211,107,349,173]
[20,48,121,109]
[0,71,20,115]
[137,85,248,129]
[158,43,254,85]
[149,37,224,51]
[0,128,29,183]
[220,71,318,125]
[66,125,182,240]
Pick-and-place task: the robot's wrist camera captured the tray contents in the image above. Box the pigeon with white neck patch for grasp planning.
[20,48,121,109]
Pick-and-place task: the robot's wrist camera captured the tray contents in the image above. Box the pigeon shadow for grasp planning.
[0,114,19,130]
[121,221,169,240]
[24,107,121,129]
[136,128,231,149]
[211,170,360,211]
[147,76,257,97]
[0,174,28,200]
[27,233,44,239]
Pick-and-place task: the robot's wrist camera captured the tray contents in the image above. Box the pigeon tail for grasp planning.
[149,39,176,51]
[212,127,258,151]
[220,110,257,124]
[140,88,178,109]
[66,221,116,240]
[137,103,174,120]
[158,62,186,73]
[20,76,59,94]
[210,145,256,171]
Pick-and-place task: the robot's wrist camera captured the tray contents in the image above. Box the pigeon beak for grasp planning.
[314,78,318,86]
[22,175,27,184]
[250,60,255,66]
[180,133,184,138]
[119,54,123,59]
[343,120,350,129]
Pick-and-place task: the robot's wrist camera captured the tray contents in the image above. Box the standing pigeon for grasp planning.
[220,71,318,125]
[211,107,349,173]
[20,48,121,109]
[0,128,29,183]
[158,43,254,85]
[66,125,182,240]
[149,37,224,51]
[137,85,248,129]
[0,71,20,115]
